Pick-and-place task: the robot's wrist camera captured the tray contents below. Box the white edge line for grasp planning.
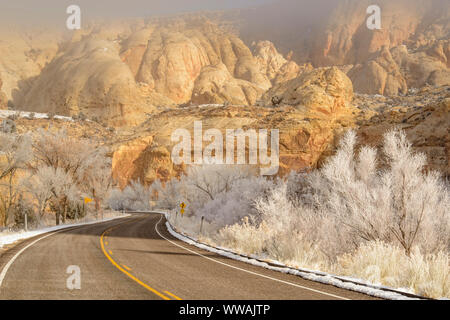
[154,214,350,300]
[0,231,63,286]
[0,215,130,288]
[153,211,420,300]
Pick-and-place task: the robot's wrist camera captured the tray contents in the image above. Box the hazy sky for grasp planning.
[0,0,274,24]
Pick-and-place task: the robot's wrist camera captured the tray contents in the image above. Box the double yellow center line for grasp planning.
[100,222,181,300]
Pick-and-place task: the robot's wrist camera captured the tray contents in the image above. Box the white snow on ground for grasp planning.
[154,211,425,300]
[0,213,129,249]
[197,104,225,109]
[0,110,73,121]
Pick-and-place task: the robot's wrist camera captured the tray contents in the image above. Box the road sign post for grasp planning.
[199,216,204,236]
[180,202,186,217]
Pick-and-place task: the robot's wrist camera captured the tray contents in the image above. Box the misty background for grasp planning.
[0,0,274,25]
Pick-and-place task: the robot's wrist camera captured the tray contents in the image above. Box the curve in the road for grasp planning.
[100,219,171,300]
[153,215,349,300]
[0,213,378,300]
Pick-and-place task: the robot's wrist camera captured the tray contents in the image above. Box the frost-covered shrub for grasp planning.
[107,189,124,211]
[306,129,449,256]
[218,217,270,255]
[154,129,449,297]
[197,175,277,227]
[152,165,258,224]
[0,132,33,226]
[108,181,150,211]
[336,241,449,298]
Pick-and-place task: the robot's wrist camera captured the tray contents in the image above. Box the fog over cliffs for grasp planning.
[0,0,272,25]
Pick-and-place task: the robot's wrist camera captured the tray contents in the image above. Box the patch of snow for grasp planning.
[198,104,225,109]
[0,110,73,121]
[0,213,129,249]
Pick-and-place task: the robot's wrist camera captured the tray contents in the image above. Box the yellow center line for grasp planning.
[100,224,172,301]
[122,264,132,271]
[164,290,183,300]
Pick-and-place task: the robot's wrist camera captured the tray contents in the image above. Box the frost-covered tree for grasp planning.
[307,129,449,256]
[185,165,254,201]
[197,175,278,226]
[151,165,256,219]
[0,133,32,226]
[22,167,53,222]
[76,147,112,217]
[158,129,449,298]
[32,129,111,222]
[32,129,92,177]
[108,180,150,212]
[39,166,79,225]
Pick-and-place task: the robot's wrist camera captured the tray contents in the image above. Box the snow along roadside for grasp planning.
[0,213,130,249]
[154,211,428,301]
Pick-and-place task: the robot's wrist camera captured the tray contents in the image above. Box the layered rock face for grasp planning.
[262,67,354,114]
[237,0,449,66]
[13,18,298,124]
[125,19,272,104]
[0,75,7,109]
[348,41,450,95]
[190,62,266,106]
[111,72,450,186]
[354,86,450,175]
[17,38,155,126]
[0,2,448,188]
[252,41,309,85]
[1,1,448,125]
[0,28,60,106]
[111,67,359,186]
[237,0,450,94]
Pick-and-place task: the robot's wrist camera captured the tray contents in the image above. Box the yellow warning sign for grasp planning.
[84,197,93,204]
[180,208,185,215]
[180,202,186,209]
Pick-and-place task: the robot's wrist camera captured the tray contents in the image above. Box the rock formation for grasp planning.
[17,38,156,126]
[13,18,284,124]
[191,63,265,105]
[348,41,450,95]
[1,1,449,123]
[111,66,359,186]
[0,74,7,109]
[262,67,354,114]
[0,28,60,105]
[354,86,450,175]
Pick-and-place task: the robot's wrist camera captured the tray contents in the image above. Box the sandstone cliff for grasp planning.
[0,28,60,105]
[354,86,450,175]
[348,41,450,95]
[111,77,449,187]
[17,38,156,126]
[0,74,7,109]
[111,67,359,187]
[262,67,354,114]
[1,2,449,124]
[14,18,289,124]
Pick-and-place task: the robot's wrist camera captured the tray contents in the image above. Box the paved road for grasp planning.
[0,213,376,300]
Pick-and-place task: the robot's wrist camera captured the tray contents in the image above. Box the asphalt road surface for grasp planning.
[0,213,377,300]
